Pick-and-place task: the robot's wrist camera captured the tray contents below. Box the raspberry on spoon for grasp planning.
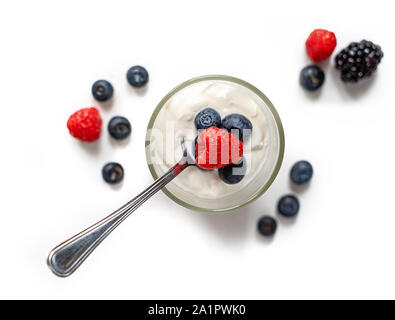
[195,126,243,170]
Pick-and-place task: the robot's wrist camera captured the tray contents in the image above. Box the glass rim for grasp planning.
[145,74,285,214]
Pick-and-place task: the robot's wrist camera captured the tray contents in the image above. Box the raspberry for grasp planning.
[195,127,243,170]
[306,29,337,62]
[67,107,102,142]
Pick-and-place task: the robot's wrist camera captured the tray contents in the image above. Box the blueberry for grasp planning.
[221,114,253,141]
[290,160,313,185]
[126,65,149,88]
[108,116,131,140]
[92,80,114,102]
[300,65,325,91]
[257,216,277,237]
[102,162,124,184]
[277,195,300,218]
[218,157,246,184]
[194,108,221,130]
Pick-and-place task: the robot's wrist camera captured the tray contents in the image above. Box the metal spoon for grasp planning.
[47,137,195,277]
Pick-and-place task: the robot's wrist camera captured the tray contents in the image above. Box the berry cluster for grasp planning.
[300,29,384,91]
[300,29,336,91]
[66,65,149,184]
[257,160,313,237]
[192,108,253,184]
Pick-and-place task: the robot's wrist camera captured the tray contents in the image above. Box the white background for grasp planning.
[0,0,394,300]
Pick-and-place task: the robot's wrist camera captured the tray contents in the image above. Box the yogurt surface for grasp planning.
[148,79,272,200]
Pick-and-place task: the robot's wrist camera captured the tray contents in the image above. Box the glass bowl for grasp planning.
[145,75,284,213]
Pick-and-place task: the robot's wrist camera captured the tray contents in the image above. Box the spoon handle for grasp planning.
[47,161,189,277]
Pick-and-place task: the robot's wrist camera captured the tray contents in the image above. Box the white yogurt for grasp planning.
[148,79,271,200]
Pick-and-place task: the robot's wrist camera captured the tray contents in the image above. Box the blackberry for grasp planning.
[335,40,383,83]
